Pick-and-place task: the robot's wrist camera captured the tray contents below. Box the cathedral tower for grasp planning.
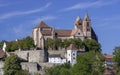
[83,13,91,39]
[74,16,82,30]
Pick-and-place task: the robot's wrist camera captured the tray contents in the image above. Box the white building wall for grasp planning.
[49,57,66,64]
[67,50,77,65]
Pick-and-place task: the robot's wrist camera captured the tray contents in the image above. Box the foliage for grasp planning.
[6,36,35,52]
[83,39,101,52]
[71,51,105,75]
[113,48,120,73]
[15,70,29,75]
[4,55,21,75]
[45,51,104,75]
[0,40,6,48]
[45,38,101,53]
[45,63,71,75]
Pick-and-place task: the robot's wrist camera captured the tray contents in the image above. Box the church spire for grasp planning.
[76,16,81,22]
[84,12,90,21]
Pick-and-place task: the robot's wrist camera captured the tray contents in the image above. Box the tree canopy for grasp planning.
[6,36,35,52]
[4,55,21,75]
[45,38,101,53]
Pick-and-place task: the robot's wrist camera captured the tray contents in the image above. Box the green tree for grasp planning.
[45,38,54,49]
[71,51,104,75]
[45,63,71,75]
[63,39,71,49]
[73,38,83,49]
[54,38,62,50]
[4,55,21,75]
[22,36,35,50]
[6,41,19,52]
[83,39,101,52]
[0,40,6,48]
[113,48,120,73]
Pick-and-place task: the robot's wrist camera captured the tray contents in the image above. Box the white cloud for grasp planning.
[61,0,118,11]
[0,2,52,20]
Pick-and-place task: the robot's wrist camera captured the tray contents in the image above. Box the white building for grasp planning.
[48,54,66,64]
[2,42,6,52]
[66,44,78,65]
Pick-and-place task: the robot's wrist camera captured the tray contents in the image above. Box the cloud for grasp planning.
[61,0,118,11]
[33,15,57,24]
[0,2,52,20]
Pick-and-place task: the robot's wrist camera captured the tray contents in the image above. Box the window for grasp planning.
[78,33,80,35]
[87,22,89,27]
[73,53,75,56]
[73,57,75,59]
[87,29,90,31]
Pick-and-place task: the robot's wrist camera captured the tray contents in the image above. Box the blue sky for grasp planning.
[0,0,120,54]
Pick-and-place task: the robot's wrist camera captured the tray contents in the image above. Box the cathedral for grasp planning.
[32,13,98,49]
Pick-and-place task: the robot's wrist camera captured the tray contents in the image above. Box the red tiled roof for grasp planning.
[41,30,52,36]
[67,44,77,50]
[0,51,5,58]
[104,69,116,75]
[36,21,49,28]
[55,30,72,37]
[104,54,113,59]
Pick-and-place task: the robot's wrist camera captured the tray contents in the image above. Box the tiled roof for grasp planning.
[0,51,5,58]
[41,30,52,36]
[104,69,116,75]
[71,29,77,36]
[104,54,113,59]
[36,21,49,28]
[67,44,77,50]
[55,30,72,37]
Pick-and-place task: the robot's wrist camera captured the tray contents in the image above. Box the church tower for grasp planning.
[83,12,91,39]
[74,16,82,30]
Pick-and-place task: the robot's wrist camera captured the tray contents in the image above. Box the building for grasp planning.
[32,13,97,49]
[104,54,114,69]
[66,44,78,65]
[48,54,66,64]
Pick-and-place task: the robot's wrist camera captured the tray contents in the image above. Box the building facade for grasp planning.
[32,13,98,49]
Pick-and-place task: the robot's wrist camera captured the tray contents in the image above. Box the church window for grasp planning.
[87,29,90,31]
[55,33,58,38]
[87,22,89,27]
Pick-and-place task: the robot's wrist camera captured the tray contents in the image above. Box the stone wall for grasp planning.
[21,62,38,75]
[48,50,66,58]
[0,61,4,75]
[29,50,47,63]
[14,50,47,63]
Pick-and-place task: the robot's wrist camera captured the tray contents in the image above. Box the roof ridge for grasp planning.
[36,21,49,28]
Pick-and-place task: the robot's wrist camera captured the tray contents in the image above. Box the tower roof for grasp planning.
[36,21,49,28]
[67,44,77,50]
[84,12,90,21]
[75,16,82,22]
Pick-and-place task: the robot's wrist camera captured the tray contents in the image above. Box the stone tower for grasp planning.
[74,16,82,30]
[83,12,91,39]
